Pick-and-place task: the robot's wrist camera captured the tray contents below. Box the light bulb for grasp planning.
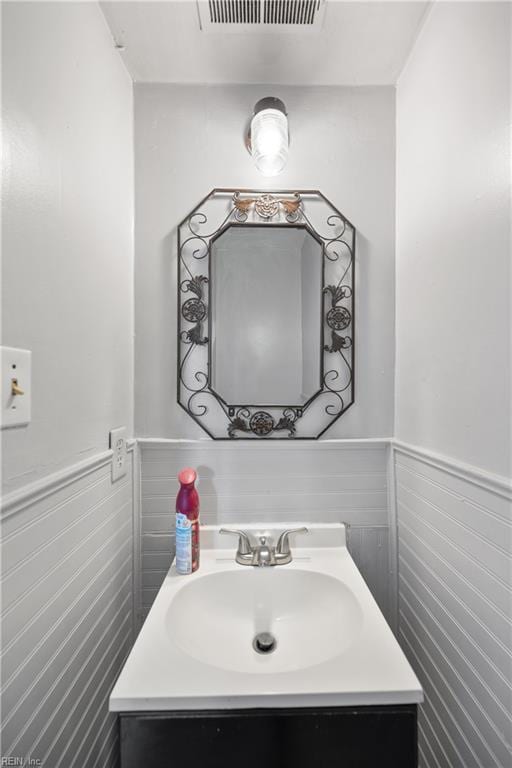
[250,98,288,177]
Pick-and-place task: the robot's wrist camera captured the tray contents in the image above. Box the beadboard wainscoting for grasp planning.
[137,439,394,629]
[1,448,135,768]
[393,442,512,768]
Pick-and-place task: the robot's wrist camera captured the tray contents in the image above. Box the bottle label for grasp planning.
[175,512,192,574]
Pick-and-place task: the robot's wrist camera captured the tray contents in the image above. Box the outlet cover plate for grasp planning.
[110,426,127,482]
[1,346,32,429]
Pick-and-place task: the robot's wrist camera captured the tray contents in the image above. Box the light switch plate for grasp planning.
[1,346,32,429]
[110,426,127,482]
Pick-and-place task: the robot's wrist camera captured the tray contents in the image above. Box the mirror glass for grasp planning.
[210,225,323,406]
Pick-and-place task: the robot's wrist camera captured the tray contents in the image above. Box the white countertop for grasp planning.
[110,523,423,711]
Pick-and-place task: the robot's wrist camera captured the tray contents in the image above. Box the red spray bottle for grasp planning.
[175,468,200,574]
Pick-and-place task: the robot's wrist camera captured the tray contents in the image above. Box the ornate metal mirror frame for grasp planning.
[178,189,355,439]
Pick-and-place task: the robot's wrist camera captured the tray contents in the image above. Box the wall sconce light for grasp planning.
[249,97,289,177]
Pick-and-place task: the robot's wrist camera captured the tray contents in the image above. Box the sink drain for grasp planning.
[253,632,277,655]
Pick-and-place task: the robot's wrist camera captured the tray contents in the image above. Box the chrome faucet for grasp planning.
[252,536,275,566]
[219,527,308,567]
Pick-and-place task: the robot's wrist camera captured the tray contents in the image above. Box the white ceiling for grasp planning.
[100,1,431,85]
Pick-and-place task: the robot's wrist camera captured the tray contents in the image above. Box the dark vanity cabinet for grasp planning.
[119,704,418,768]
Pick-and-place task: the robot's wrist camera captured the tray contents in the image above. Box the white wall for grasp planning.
[394,443,512,768]
[395,1,511,477]
[1,452,134,768]
[2,1,134,493]
[134,84,396,439]
[395,4,511,768]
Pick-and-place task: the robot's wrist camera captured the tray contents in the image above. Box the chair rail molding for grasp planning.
[393,440,512,500]
[1,441,136,519]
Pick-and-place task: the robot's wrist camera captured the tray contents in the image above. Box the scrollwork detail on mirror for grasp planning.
[233,191,302,222]
[226,407,301,439]
[178,189,355,439]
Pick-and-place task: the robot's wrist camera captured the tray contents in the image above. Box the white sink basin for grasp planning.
[110,522,422,711]
[167,568,363,673]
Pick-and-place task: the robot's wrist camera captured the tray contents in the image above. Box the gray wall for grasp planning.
[134,83,396,439]
[2,1,134,494]
[395,0,510,478]
[395,3,512,766]
[1,4,135,767]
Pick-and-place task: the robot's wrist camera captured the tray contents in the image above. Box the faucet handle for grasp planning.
[219,528,252,555]
[276,527,309,556]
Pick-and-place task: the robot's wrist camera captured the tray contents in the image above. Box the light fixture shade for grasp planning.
[250,97,288,177]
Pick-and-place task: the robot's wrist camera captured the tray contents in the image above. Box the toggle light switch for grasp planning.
[1,346,32,429]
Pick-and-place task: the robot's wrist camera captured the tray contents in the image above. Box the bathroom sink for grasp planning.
[110,522,422,711]
[167,568,363,673]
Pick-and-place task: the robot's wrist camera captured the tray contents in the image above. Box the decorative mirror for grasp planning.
[178,189,355,439]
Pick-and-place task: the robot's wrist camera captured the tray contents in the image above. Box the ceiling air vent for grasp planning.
[197,0,326,33]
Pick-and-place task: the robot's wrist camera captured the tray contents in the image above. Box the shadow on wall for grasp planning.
[197,464,219,522]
